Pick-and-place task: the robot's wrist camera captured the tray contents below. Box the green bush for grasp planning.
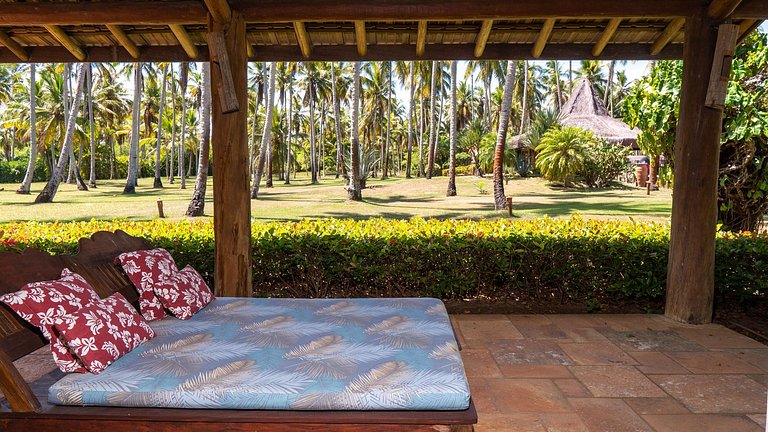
[580,141,631,188]
[0,159,47,183]
[0,217,764,311]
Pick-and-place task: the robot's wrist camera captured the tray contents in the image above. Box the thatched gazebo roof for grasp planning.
[559,78,641,148]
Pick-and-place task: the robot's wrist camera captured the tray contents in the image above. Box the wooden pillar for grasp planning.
[209,11,252,297]
[665,10,727,324]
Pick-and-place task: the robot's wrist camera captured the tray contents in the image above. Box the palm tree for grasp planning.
[535,126,591,187]
[493,61,518,210]
[123,62,142,194]
[395,61,415,178]
[348,62,362,201]
[330,62,348,179]
[446,61,458,197]
[187,63,211,216]
[17,64,37,195]
[34,64,85,203]
[178,62,190,189]
[154,64,168,188]
[251,62,277,199]
[86,63,97,188]
[426,61,438,179]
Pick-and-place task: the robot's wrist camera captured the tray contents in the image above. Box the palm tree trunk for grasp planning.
[418,89,425,177]
[309,85,318,184]
[178,62,189,189]
[35,65,85,204]
[493,61,518,210]
[86,63,97,188]
[406,62,414,178]
[17,63,37,195]
[154,64,167,188]
[605,60,615,116]
[569,60,573,94]
[124,62,142,194]
[446,61,458,197]
[285,74,293,184]
[109,135,115,179]
[426,60,438,179]
[348,62,362,201]
[484,66,492,128]
[186,63,211,216]
[554,61,562,113]
[383,61,391,179]
[169,65,176,183]
[519,60,529,134]
[331,63,346,179]
[251,62,276,198]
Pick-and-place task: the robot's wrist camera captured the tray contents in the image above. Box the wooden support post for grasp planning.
[473,19,493,58]
[208,30,240,113]
[0,31,28,61]
[106,24,140,59]
[156,200,165,218]
[665,9,730,324]
[416,20,427,56]
[209,11,252,298]
[705,24,739,109]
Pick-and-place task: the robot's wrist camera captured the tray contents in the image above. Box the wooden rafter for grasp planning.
[708,0,743,20]
[106,24,140,59]
[473,20,493,58]
[0,31,28,61]
[354,21,367,56]
[650,17,684,56]
[737,18,761,44]
[733,0,768,19]
[532,18,556,58]
[43,25,85,61]
[246,40,254,58]
[592,18,622,57]
[416,20,427,56]
[0,1,207,26]
[204,0,232,24]
[169,24,198,59]
[293,21,312,58]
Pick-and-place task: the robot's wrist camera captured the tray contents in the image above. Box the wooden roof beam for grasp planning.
[592,18,622,57]
[204,0,232,24]
[293,21,312,58]
[0,1,207,26]
[354,21,367,56]
[650,17,685,56]
[708,0,743,20]
[43,25,85,61]
[733,0,768,19]
[473,20,493,58]
[246,39,254,58]
[416,20,427,57]
[737,19,761,43]
[532,18,556,58]
[105,24,140,59]
[0,31,28,61]
[169,24,198,59]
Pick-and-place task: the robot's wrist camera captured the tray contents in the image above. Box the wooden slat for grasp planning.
[293,21,312,58]
[650,17,684,56]
[204,0,232,24]
[42,25,86,61]
[473,19,493,58]
[708,0,743,20]
[0,31,28,61]
[0,350,39,413]
[532,18,556,58]
[0,1,207,26]
[0,45,209,63]
[416,20,427,56]
[705,23,739,109]
[169,24,198,59]
[354,21,367,56]
[592,18,622,57]
[105,24,140,59]
[208,30,240,113]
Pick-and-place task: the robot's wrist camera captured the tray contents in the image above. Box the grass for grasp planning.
[0,173,673,223]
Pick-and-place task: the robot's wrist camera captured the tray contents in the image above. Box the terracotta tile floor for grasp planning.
[452,314,768,432]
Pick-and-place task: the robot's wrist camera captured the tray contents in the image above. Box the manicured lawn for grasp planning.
[0,174,672,223]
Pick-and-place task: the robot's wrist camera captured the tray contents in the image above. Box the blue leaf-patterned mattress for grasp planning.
[48,297,471,410]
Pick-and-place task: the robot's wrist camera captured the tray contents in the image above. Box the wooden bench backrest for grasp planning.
[0,230,150,361]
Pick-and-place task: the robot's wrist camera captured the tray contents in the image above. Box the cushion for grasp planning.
[154,265,215,320]
[55,293,155,374]
[0,268,100,373]
[116,248,177,321]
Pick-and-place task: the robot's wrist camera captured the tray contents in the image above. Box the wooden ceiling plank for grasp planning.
[708,0,743,20]
[169,24,199,59]
[354,20,367,56]
[204,0,232,24]
[416,20,427,56]
[650,17,684,56]
[473,19,493,58]
[0,31,28,61]
[293,21,312,58]
[0,1,207,26]
[532,18,556,58]
[105,24,140,59]
[592,18,622,57]
[43,25,86,61]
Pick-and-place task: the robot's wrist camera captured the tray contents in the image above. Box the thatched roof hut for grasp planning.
[559,78,640,149]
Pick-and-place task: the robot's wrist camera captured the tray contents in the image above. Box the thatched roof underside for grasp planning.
[559,79,641,148]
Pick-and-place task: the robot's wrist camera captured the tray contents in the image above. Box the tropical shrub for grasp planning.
[580,141,631,188]
[535,126,594,186]
[0,159,47,183]
[0,217,765,312]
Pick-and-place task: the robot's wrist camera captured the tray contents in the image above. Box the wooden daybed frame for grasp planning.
[0,230,477,431]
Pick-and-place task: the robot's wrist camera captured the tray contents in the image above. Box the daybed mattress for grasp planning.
[48,297,471,410]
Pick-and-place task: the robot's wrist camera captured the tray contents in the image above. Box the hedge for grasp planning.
[0,217,765,310]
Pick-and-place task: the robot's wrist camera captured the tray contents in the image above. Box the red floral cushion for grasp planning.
[154,265,215,320]
[116,248,178,321]
[54,293,155,374]
[0,268,100,373]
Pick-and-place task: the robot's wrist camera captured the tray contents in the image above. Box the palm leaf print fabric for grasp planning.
[48,297,470,410]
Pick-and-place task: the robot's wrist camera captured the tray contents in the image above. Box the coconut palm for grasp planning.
[348,62,362,201]
[330,62,348,179]
[153,64,168,188]
[426,61,438,179]
[85,63,97,188]
[178,62,190,189]
[186,63,211,216]
[446,61,458,197]
[17,64,37,194]
[535,126,592,187]
[493,61,518,210]
[251,62,277,199]
[123,62,142,194]
[34,64,85,203]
